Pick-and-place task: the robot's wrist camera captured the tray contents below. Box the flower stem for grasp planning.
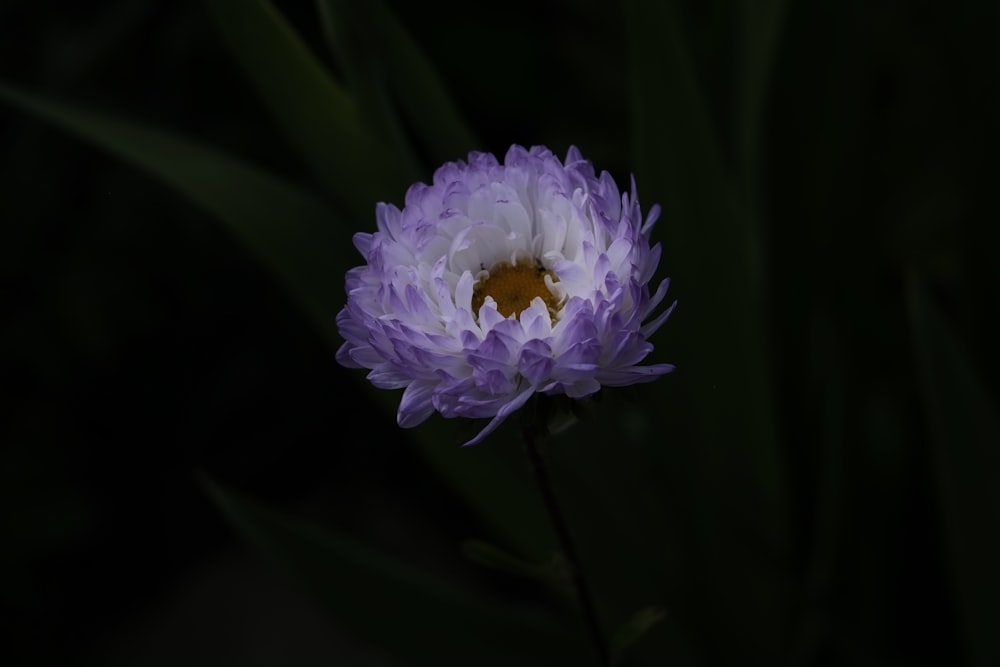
[522,416,612,667]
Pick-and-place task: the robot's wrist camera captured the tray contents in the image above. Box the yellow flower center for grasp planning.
[472,260,561,320]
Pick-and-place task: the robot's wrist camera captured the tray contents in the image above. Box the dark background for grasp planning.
[2,1,999,665]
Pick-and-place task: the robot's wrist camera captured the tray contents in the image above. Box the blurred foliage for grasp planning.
[2,0,999,666]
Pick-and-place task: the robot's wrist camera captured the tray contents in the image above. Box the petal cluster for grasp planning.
[336,145,675,445]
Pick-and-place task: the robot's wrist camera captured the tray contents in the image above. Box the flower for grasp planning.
[336,145,675,445]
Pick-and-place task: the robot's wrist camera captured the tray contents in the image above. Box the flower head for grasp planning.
[336,145,675,445]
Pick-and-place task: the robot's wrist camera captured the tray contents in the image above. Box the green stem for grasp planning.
[521,408,612,667]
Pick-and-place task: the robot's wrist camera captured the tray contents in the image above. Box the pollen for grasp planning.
[472,260,561,320]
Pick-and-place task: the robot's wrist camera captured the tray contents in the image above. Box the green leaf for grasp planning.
[0,81,553,569]
[906,275,1000,667]
[314,0,424,184]
[792,308,847,665]
[624,2,790,663]
[201,475,585,667]
[611,606,666,665]
[315,0,480,165]
[204,0,414,219]
[461,539,571,596]
[624,2,783,520]
[733,1,787,187]
[0,82,345,344]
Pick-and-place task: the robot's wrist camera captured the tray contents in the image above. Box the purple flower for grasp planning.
[336,145,675,445]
